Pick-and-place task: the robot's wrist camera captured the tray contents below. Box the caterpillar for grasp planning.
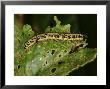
[24,33,86,49]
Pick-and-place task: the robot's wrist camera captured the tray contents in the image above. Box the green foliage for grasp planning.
[14,24,35,75]
[45,16,71,33]
[14,16,97,76]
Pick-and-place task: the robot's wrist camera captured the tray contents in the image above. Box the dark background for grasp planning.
[14,14,97,76]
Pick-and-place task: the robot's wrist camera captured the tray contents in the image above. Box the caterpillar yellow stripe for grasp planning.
[24,33,86,49]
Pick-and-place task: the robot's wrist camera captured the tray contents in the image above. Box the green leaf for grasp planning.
[45,16,71,33]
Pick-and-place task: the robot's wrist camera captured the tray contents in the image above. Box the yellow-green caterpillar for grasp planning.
[24,33,86,49]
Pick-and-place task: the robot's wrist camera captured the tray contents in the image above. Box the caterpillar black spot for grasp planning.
[24,33,86,49]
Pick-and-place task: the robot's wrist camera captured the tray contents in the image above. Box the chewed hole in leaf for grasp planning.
[43,61,48,66]
[51,50,55,55]
[28,34,30,36]
[17,65,20,69]
[46,61,47,64]
[58,61,64,65]
[59,55,61,57]
[51,68,56,73]
[47,51,49,53]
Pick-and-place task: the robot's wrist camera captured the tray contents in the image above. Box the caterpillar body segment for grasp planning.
[24,33,86,49]
[24,36,37,49]
[37,33,84,41]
